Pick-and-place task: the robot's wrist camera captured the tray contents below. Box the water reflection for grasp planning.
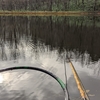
[0,16,100,100]
[0,16,100,61]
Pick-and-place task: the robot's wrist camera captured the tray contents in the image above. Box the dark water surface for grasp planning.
[0,16,100,100]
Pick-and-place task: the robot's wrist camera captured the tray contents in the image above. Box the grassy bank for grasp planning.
[0,11,100,16]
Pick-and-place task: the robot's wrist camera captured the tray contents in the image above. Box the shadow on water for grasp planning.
[0,16,100,100]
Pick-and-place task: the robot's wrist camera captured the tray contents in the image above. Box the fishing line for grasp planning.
[64,53,70,100]
[0,66,68,100]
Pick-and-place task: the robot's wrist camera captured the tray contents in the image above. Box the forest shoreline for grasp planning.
[0,11,100,16]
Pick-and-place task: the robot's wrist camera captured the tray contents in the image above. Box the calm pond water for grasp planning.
[0,16,100,100]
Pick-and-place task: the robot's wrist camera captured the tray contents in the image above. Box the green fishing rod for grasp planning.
[0,66,68,100]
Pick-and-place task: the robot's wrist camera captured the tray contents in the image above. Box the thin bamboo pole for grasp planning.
[68,60,90,100]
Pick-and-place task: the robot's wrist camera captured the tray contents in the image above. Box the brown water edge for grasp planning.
[0,11,100,16]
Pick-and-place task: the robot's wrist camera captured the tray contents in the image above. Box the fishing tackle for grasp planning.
[0,66,68,100]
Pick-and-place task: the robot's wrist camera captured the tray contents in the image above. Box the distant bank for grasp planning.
[0,11,100,16]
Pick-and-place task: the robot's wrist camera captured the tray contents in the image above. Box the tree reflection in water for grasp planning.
[0,16,100,62]
[0,15,100,100]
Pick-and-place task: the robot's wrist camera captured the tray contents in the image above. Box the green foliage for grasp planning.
[52,3,58,11]
[0,0,100,11]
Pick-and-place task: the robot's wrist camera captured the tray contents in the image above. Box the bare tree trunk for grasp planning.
[50,0,52,11]
[1,0,5,10]
[94,0,97,11]
[82,0,84,10]
[63,0,67,11]
[67,0,70,9]
[82,0,84,4]
[12,0,16,10]
[27,0,30,10]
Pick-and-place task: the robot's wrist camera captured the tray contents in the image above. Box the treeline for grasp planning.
[0,0,100,11]
[0,16,100,62]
